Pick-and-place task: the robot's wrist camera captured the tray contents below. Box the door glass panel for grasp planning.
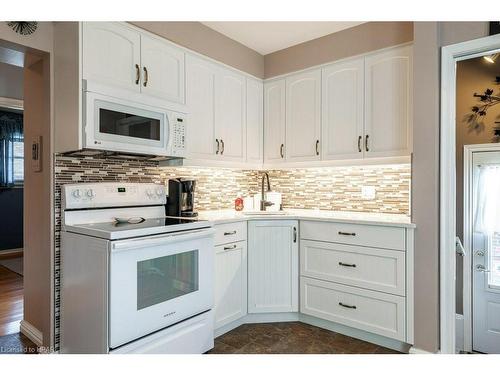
[99,108,161,141]
[137,250,199,310]
[489,232,500,289]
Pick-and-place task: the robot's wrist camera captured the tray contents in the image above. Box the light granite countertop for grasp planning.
[197,208,415,228]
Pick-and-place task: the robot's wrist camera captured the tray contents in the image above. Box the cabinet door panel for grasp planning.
[248,220,298,313]
[264,80,286,163]
[214,242,247,329]
[140,34,185,104]
[246,78,264,164]
[322,58,364,160]
[83,22,140,92]
[364,46,412,158]
[185,55,217,159]
[285,69,321,161]
[216,68,246,161]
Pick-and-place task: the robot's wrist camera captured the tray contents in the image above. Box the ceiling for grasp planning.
[201,22,365,55]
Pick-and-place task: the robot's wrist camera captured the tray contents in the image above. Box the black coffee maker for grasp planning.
[166,178,198,217]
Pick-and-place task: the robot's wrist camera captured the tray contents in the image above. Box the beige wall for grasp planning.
[455,57,500,313]
[412,21,489,353]
[0,21,54,347]
[264,22,413,78]
[130,22,265,79]
[0,62,23,99]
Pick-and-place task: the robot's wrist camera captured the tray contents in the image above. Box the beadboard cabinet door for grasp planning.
[364,45,412,158]
[322,58,365,160]
[285,69,321,162]
[140,34,185,104]
[246,78,264,164]
[248,220,299,313]
[215,67,246,162]
[82,22,141,92]
[214,241,247,330]
[264,79,286,164]
[185,54,218,159]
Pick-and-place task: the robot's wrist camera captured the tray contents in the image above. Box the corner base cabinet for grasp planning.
[248,220,299,313]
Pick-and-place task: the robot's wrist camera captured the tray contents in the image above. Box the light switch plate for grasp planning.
[31,136,42,172]
[361,186,376,200]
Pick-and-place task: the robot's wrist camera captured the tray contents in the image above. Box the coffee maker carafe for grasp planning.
[166,178,198,217]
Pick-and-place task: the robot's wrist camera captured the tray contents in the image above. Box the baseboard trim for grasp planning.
[409,347,439,354]
[20,320,43,347]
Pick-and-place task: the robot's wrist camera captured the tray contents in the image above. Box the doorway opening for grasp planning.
[440,34,500,354]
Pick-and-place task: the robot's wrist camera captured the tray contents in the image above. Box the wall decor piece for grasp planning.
[468,76,500,139]
[7,21,38,35]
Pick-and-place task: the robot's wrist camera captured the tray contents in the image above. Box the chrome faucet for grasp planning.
[260,172,274,211]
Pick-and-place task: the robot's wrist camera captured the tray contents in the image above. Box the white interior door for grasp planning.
[472,151,500,353]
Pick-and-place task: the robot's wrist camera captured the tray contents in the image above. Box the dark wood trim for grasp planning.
[0,250,23,260]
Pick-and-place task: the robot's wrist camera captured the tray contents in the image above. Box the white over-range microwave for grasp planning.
[83,91,187,158]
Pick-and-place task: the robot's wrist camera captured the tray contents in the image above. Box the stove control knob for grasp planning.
[146,189,153,198]
[72,189,82,199]
[86,189,95,198]
[156,188,164,196]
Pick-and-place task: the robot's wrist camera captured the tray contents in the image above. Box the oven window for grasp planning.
[137,250,199,310]
[99,108,161,141]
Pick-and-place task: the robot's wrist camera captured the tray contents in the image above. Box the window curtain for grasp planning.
[474,164,500,234]
[0,110,24,187]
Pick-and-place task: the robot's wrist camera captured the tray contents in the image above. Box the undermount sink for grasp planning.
[242,211,288,216]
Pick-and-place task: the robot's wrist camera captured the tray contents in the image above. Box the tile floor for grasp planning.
[207,322,402,354]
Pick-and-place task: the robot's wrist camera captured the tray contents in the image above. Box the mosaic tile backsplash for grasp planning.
[53,155,410,348]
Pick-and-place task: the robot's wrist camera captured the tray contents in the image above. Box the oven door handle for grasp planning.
[111,228,215,252]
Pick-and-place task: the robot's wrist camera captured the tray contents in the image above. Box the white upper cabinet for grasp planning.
[246,78,264,164]
[285,69,321,161]
[364,45,412,158]
[83,22,141,92]
[264,79,286,163]
[215,67,246,161]
[140,34,185,104]
[185,54,217,159]
[322,58,365,160]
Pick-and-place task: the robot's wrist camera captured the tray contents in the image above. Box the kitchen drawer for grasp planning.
[300,240,405,296]
[300,277,405,341]
[214,221,247,245]
[300,220,405,251]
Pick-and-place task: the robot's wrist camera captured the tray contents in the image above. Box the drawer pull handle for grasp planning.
[339,302,357,309]
[223,244,237,251]
[293,227,297,243]
[224,230,237,236]
[338,231,356,236]
[338,262,356,268]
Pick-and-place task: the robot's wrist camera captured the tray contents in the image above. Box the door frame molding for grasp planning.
[440,34,500,354]
[462,143,500,353]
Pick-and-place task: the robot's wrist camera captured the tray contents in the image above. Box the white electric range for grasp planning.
[60,182,215,354]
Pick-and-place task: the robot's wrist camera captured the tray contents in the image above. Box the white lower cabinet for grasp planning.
[248,220,299,313]
[214,241,247,330]
[300,277,406,341]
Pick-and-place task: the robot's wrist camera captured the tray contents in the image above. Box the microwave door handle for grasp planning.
[111,228,215,252]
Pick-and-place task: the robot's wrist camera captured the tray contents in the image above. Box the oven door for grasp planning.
[108,228,215,349]
[84,91,170,156]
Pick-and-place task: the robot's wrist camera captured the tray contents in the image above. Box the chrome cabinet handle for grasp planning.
[280,144,284,158]
[293,227,297,243]
[135,64,140,85]
[220,139,225,155]
[315,140,319,156]
[339,262,356,268]
[224,244,237,251]
[224,231,236,236]
[365,135,369,152]
[358,135,362,152]
[339,302,357,309]
[475,250,485,257]
[143,66,148,87]
[338,231,356,236]
[215,139,219,154]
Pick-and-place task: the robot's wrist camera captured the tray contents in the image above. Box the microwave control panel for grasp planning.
[172,116,186,154]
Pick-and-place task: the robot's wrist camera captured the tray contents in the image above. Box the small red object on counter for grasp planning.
[234,197,244,211]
